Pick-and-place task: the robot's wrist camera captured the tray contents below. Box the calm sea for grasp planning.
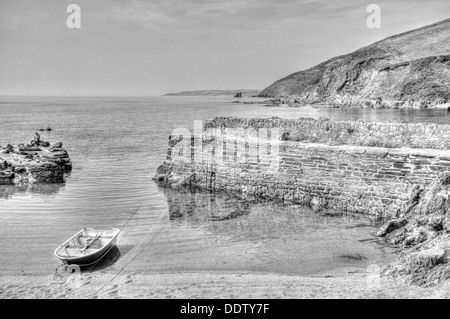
[1,96,449,276]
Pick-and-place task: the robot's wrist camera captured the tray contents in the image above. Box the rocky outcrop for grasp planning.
[153,162,173,183]
[378,172,450,286]
[0,171,15,185]
[27,162,64,183]
[0,135,72,185]
[39,147,72,171]
[259,19,450,108]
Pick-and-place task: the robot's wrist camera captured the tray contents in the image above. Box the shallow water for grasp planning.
[0,96,448,276]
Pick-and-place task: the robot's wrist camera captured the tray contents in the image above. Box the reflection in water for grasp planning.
[29,183,65,195]
[165,187,252,223]
[153,187,395,275]
[0,185,17,200]
[0,182,64,199]
[162,186,383,243]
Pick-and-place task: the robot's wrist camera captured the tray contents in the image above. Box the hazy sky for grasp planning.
[1,0,449,96]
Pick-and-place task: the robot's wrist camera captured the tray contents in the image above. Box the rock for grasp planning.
[20,153,34,160]
[13,165,26,173]
[377,218,408,237]
[62,162,72,172]
[322,210,343,217]
[39,149,70,167]
[153,174,167,181]
[18,146,42,152]
[406,249,447,272]
[169,176,182,184]
[156,163,172,175]
[27,162,64,183]
[168,135,184,148]
[403,228,428,246]
[0,171,15,185]
[30,140,50,147]
[280,132,290,141]
[428,216,444,231]
[177,172,195,186]
[0,160,8,170]
[1,135,71,187]
[378,172,450,286]
[49,142,62,150]
[310,196,326,212]
[443,214,450,232]
[47,149,69,158]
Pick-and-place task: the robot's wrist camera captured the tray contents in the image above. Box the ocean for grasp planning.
[1,96,449,277]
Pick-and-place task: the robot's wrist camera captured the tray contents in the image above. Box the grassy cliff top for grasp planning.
[259,18,450,107]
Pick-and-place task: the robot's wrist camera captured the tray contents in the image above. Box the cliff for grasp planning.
[378,172,450,287]
[259,19,450,108]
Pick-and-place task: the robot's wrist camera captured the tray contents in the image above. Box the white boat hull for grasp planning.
[54,227,121,267]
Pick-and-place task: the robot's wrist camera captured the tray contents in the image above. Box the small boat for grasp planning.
[54,227,121,267]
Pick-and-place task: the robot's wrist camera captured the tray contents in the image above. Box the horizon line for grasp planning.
[0,91,263,98]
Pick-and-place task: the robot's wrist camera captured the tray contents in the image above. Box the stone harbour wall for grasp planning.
[204,117,450,150]
[156,117,450,218]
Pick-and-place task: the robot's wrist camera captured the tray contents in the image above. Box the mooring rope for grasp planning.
[80,204,143,274]
[5,205,145,298]
[110,204,142,229]
[89,206,168,298]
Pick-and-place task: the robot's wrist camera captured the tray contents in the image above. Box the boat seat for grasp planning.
[59,246,99,257]
[67,245,86,249]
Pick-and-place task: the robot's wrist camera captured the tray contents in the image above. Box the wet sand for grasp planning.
[1,268,449,299]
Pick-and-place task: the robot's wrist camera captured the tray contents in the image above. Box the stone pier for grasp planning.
[155,117,450,218]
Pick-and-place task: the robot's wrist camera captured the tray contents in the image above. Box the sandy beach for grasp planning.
[1,266,449,299]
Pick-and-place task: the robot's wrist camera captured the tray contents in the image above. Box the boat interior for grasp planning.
[56,228,119,258]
